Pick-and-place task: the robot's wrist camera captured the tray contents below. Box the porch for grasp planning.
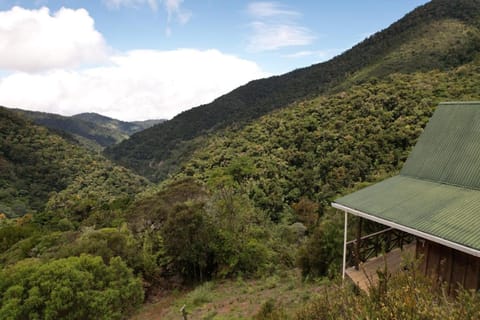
[345,242,416,292]
[341,217,416,292]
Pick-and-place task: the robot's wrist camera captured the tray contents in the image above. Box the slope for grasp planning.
[105,0,480,182]
[0,107,150,218]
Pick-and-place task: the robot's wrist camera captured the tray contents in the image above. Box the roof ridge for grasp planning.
[399,173,480,191]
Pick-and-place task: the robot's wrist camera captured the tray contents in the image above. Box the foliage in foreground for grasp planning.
[295,267,480,320]
[0,255,143,320]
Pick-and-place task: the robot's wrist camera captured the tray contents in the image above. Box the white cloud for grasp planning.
[283,50,314,58]
[246,2,314,52]
[104,0,191,35]
[248,22,314,51]
[247,2,299,18]
[164,0,191,24]
[0,49,267,121]
[0,6,108,72]
[103,0,158,11]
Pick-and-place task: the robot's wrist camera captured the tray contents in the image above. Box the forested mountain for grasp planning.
[0,107,150,218]
[106,0,480,182]
[13,109,164,151]
[170,64,480,220]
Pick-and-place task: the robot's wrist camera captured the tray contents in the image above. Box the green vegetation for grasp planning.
[128,178,280,282]
[106,0,480,182]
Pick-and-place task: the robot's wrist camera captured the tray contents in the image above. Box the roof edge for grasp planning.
[439,101,480,105]
[332,202,480,258]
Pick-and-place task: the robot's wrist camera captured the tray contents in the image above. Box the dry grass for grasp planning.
[131,269,326,320]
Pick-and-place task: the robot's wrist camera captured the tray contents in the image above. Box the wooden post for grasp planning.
[476,257,480,291]
[448,247,454,295]
[342,211,348,281]
[180,305,188,320]
[354,217,362,270]
[385,230,391,253]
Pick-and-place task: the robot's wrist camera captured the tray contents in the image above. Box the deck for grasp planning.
[345,243,416,292]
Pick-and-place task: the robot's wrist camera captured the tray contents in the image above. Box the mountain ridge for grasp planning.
[11,108,165,151]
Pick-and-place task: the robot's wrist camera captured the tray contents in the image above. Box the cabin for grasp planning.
[332,102,480,293]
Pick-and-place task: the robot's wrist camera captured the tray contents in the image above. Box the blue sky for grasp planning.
[0,0,429,120]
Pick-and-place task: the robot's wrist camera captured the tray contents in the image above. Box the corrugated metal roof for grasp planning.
[402,102,480,189]
[333,102,480,252]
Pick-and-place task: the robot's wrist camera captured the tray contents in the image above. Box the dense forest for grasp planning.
[2,0,480,319]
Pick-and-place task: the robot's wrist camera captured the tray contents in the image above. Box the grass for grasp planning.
[130,269,326,320]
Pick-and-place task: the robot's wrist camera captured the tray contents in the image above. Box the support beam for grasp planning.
[355,217,362,270]
[342,211,348,281]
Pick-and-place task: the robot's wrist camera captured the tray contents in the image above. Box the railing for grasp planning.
[346,228,414,269]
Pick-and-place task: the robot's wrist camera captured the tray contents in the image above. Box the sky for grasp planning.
[0,0,430,121]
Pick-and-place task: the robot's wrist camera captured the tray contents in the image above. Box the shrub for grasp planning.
[0,255,143,320]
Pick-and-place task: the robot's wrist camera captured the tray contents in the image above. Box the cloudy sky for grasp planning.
[0,0,429,121]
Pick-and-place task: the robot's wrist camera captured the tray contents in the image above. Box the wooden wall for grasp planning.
[416,238,480,293]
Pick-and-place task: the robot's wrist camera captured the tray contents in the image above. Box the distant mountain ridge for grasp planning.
[11,109,165,151]
[105,0,480,182]
[72,112,164,135]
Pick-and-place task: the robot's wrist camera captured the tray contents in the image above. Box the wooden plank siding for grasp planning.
[416,238,480,293]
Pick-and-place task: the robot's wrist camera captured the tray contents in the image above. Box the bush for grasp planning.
[295,266,480,320]
[0,255,143,320]
[297,214,343,278]
[254,298,288,320]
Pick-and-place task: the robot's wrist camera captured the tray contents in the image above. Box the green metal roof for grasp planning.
[401,102,480,189]
[333,102,480,254]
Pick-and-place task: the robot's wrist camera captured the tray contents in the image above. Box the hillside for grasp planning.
[106,0,480,182]
[13,109,164,151]
[167,63,480,220]
[0,107,150,218]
